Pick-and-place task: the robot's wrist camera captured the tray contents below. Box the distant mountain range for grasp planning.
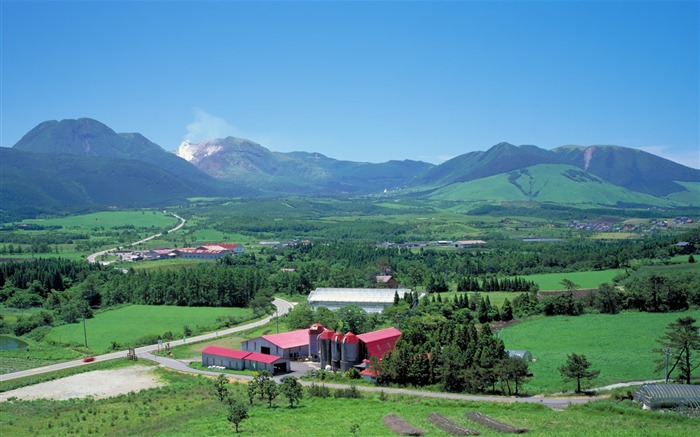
[1,118,698,217]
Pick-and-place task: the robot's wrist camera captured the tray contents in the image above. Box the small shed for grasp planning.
[633,384,700,410]
[508,350,533,362]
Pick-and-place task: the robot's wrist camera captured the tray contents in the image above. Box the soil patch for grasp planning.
[0,365,163,402]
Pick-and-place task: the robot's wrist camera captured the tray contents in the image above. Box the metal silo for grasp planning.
[308,323,324,361]
[340,331,360,371]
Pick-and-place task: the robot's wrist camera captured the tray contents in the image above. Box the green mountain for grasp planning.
[3,119,698,216]
[425,164,694,208]
[0,148,212,211]
[552,145,699,197]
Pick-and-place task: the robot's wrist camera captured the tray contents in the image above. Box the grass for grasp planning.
[0,336,83,375]
[0,369,697,436]
[499,310,700,394]
[43,305,255,354]
[20,210,178,230]
[520,269,625,291]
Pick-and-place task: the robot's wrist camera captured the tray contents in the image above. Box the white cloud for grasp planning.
[638,145,700,169]
[184,108,240,142]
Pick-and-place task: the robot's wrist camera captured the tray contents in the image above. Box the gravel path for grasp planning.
[0,365,163,402]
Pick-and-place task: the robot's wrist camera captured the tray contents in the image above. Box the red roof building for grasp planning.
[357,327,402,358]
[201,345,290,373]
[241,328,311,359]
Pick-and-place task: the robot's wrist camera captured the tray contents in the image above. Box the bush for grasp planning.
[333,385,362,399]
[307,383,331,398]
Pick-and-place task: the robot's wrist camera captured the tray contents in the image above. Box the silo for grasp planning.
[340,331,360,371]
[319,330,334,369]
[308,323,324,361]
[332,332,343,370]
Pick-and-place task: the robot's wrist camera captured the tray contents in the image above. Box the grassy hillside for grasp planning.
[500,310,700,393]
[428,164,682,207]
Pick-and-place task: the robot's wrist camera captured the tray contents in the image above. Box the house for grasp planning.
[201,345,290,374]
[307,288,411,314]
[376,275,400,289]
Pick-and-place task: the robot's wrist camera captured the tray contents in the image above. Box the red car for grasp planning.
[82,356,95,363]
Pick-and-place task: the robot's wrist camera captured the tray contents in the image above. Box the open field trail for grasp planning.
[87,212,185,264]
[0,298,294,383]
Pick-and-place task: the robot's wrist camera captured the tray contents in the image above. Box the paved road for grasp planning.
[87,212,185,264]
[0,298,294,382]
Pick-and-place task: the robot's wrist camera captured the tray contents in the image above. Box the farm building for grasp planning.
[241,328,312,359]
[174,243,244,260]
[307,288,411,313]
[357,327,402,359]
[508,350,533,361]
[201,346,290,373]
[633,384,700,410]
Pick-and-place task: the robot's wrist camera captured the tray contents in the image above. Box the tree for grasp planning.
[225,395,249,433]
[560,279,580,292]
[595,283,621,314]
[495,356,530,396]
[250,370,272,400]
[280,376,303,408]
[559,353,600,393]
[654,316,700,384]
[213,374,229,402]
[262,378,279,408]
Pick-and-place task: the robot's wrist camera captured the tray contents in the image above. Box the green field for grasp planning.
[0,368,697,436]
[521,269,625,291]
[500,310,700,393]
[20,210,178,230]
[44,305,255,354]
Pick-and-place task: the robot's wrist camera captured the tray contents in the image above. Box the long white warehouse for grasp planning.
[307,287,410,313]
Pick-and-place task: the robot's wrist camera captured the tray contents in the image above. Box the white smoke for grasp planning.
[184,108,240,143]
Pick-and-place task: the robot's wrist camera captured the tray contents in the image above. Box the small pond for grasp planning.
[0,335,29,351]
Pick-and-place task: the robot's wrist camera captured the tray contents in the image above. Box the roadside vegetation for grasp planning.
[1,368,698,436]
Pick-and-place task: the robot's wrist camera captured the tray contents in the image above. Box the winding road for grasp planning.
[87,212,186,264]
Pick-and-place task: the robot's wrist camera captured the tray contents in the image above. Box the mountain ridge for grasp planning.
[4,118,699,215]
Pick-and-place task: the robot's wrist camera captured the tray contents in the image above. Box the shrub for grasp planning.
[307,383,331,398]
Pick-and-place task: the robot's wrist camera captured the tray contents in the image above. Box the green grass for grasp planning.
[0,336,83,374]
[500,310,700,394]
[521,269,625,291]
[0,369,697,436]
[44,305,254,354]
[20,210,178,230]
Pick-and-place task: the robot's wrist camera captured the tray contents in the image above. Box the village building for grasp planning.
[307,288,410,314]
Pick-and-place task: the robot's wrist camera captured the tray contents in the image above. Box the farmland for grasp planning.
[500,310,700,393]
[44,305,255,354]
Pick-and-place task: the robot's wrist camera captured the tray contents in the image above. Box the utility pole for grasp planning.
[83,317,88,348]
[664,346,670,384]
[276,309,279,333]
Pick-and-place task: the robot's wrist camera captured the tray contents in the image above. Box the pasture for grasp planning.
[521,269,625,291]
[500,310,700,393]
[44,305,255,354]
[21,210,177,230]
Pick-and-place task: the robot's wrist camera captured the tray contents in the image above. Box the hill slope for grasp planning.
[426,164,692,207]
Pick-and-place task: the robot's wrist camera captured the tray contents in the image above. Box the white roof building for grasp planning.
[307,288,411,314]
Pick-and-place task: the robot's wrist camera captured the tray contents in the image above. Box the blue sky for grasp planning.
[2,0,698,168]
